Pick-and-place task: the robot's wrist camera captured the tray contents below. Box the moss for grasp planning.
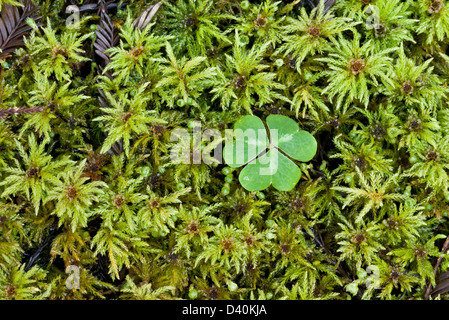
[1,0,449,300]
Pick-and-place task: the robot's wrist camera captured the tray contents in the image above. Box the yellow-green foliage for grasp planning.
[2,0,449,301]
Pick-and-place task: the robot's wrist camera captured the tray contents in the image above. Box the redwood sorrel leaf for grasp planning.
[223,114,317,191]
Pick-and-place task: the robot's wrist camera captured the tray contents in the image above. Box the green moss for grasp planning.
[1,0,449,300]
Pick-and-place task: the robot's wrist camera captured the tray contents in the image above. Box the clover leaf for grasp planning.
[223,115,317,191]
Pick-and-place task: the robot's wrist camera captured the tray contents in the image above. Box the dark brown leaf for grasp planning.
[133,1,162,30]
[0,106,44,119]
[324,0,336,13]
[94,9,119,66]
[306,0,336,13]
[80,2,118,13]
[0,0,41,59]
[92,1,128,156]
[437,271,449,283]
[431,278,449,298]
[430,271,449,297]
